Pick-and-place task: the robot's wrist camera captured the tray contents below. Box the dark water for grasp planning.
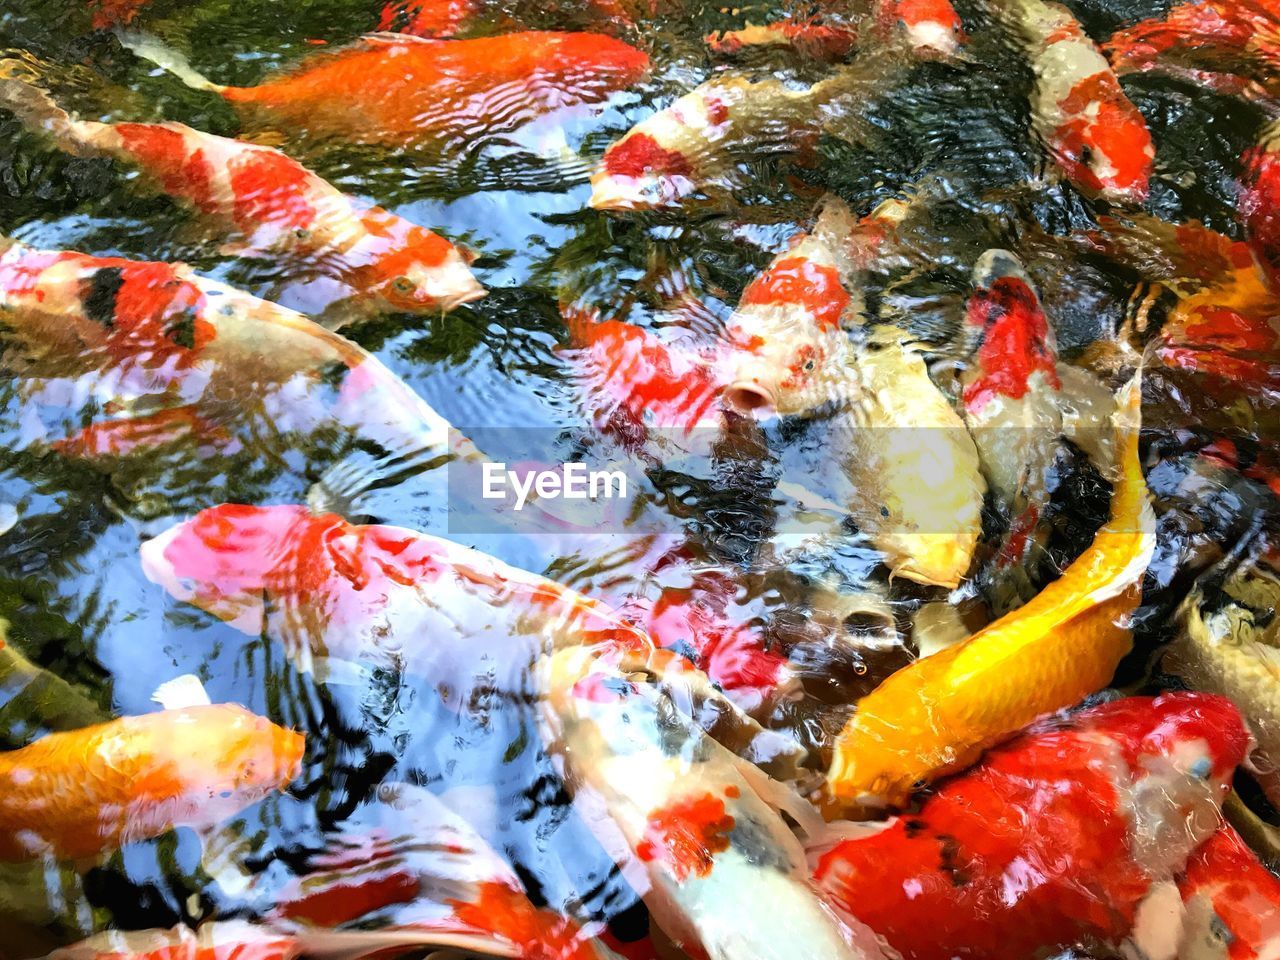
[0,0,1278,956]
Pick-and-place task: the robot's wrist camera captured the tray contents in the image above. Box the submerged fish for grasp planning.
[706,17,863,60]
[125,31,649,151]
[544,641,893,960]
[1243,122,1280,281]
[0,704,303,861]
[0,74,484,319]
[589,48,903,211]
[48,921,301,960]
[0,620,106,740]
[267,781,607,960]
[999,0,1154,201]
[706,0,960,59]
[1171,824,1280,960]
[814,692,1249,960]
[1166,557,1280,811]
[378,0,477,36]
[823,373,1155,815]
[0,239,466,505]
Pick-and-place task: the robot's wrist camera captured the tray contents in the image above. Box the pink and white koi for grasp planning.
[0,73,483,319]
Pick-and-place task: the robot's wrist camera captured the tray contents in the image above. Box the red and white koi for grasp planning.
[0,240,465,500]
[1242,122,1280,281]
[123,31,650,151]
[814,692,1251,960]
[0,75,484,318]
[1170,824,1280,960]
[1004,0,1154,201]
[589,49,901,211]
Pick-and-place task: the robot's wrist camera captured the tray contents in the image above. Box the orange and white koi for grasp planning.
[0,240,466,501]
[378,0,477,37]
[1171,824,1280,960]
[589,50,900,211]
[124,31,650,151]
[815,692,1250,960]
[266,782,608,960]
[0,703,303,862]
[879,0,965,55]
[1105,0,1280,103]
[0,75,484,318]
[48,921,301,960]
[86,0,150,29]
[1003,0,1154,201]
[544,642,894,960]
[823,373,1155,815]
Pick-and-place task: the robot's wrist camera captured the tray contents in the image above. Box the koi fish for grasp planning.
[1000,0,1154,202]
[266,782,608,960]
[86,0,150,29]
[1166,557,1280,811]
[959,249,1114,557]
[879,0,965,54]
[561,304,726,459]
[706,17,863,60]
[123,31,650,151]
[1105,0,1280,104]
[1243,122,1280,281]
[823,372,1155,815]
[0,239,466,506]
[588,48,901,211]
[814,692,1250,960]
[48,922,301,960]
[1171,824,1280,960]
[378,0,476,37]
[0,702,303,862]
[0,620,107,739]
[0,74,484,319]
[1197,434,1280,497]
[543,641,894,960]
[719,197,986,587]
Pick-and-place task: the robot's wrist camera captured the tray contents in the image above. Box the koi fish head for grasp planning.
[719,251,854,417]
[1241,137,1280,274]
[357,227,486,314]
[1051,73,1154,203]
[591,131,698,211]
[962,249,1061,414]
[1088,692,1249,873]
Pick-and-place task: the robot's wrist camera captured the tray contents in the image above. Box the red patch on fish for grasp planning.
[1179,825,1280,958]
[52,407,230,460]
[963,276,1060,413]
[604,133,693,179]
[116,124,220,217]
[450,881,600,960]
[378,0,474,36]
[739,256,849,329]
[227,148,318,232]
[280,869,421,926]
[1053,72,1153,199]
[1242,146,1280,277]
[636,793,735,882]
[892,0,961,35]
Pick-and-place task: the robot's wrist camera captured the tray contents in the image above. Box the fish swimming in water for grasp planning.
[823,372,1155,815]
[0,702,303,861]
[48,921,301,960]
[994,0,1154,201]
[1168,823,1280,960]
[1166,554,1280,811]
[378,0,477,36]
[122,31,650,152]
[0,71,484,321]
[1243,122,1280,282]
[707,0,961,59]
[588,47,903,211]
[0,238,469,508]
[718,196,986,588]
[814,692,1250,960]
[706,16,863,60]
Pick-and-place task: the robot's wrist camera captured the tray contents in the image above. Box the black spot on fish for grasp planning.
[728,811,793,873]
[82,267,124,328]
[936,833,971,887]
[903,818,927,838]
[165,311,197,349]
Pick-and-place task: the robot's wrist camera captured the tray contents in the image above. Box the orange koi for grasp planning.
[51,406,234,460]
[823,373,1155,815]
[0,76,483,317]
[48,921,301,960]
[378,0,476,37]
[815,693,1250,960]
[706,17,862,60]
[0,704,303,862]
[126,31,649,150]
[1243,123,1280,281]
[1009,0,1154,201]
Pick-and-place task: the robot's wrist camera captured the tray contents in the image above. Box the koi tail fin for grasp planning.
[115,30,227,93]
[0,60,88,154]
[559,300,605,346]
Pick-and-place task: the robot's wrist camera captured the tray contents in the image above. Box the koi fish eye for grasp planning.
[1188,756,1213,780]
[392,276,416,295]
[1079,145,1093,167]
[803,358,816,372]
[293,228,311,241]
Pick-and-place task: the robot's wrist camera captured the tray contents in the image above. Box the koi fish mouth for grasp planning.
[721,381,776,417]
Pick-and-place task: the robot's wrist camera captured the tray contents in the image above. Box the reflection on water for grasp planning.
[0,0,1278,956]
